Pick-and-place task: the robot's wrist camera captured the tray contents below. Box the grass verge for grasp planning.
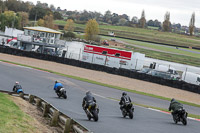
[101,35,200,66]
[54,20,200,48]
[0,93,38,133]
[108,97,200,119]
[1,59,200,108]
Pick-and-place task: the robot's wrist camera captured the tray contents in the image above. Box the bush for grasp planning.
[63,31,76,38]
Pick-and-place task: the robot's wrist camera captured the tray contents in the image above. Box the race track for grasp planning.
[0,61,199,133]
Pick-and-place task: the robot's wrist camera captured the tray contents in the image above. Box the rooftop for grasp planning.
[23,26,62,34]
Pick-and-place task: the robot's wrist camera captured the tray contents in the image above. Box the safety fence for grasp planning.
[0,46,199,94]
[0,90,91,133]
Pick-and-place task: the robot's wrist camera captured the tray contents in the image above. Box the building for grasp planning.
[23,26,62,44]
[17,26,65,54]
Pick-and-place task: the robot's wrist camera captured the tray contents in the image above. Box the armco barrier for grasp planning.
[0,90,91,133]
[0,46,199,94]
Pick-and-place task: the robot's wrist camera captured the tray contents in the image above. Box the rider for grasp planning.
[169,98,184,119]
[119,92,132,110]
[13,81,22,92]
[54,80,64,94]
[82,91,96,110]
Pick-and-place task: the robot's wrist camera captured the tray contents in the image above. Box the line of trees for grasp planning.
[0,0,197,36]
[0,0,62,30]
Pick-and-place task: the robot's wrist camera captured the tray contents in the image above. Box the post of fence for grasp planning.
[42,103,50,117]
[35,98,41,108]
[92,51,94,63]
[64,118,72,133]
[78,48,81,60]
[66,46,69,58]
[135,59,138,70]
[184,67,188,81]
[50,110,59,126]
[29,95,34,103]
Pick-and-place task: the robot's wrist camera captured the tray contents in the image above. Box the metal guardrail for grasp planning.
[0,90,91,133]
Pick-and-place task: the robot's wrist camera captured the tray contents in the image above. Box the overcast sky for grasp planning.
[27,0,200,27]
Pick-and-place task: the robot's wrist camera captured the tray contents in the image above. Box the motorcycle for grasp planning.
[121,103,134,119]
[56,88,67,99]
[172,108,188,125]
[84,101,99,122]
[13,88,24,98]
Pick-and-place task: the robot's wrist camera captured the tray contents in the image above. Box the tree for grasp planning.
[50,4,56,11]
[53,11,63,20]
[189,12,195,36]
[139,10,146,28]
[162,12,171,32]
[154,19,161,27]
[63,31,76,38]
[103,10,112,23]
[118,18,127,26]
[29,6,48,20]
[37,19,44,26]
[131,16,138,24]
[85,19,99,41]
[0,0,5,13]
[64,19,74,32]
[43,14,54,29]
[17,12,29,29]
[0,11,20,30]
[4,0,32,12]
[147,20,154,27]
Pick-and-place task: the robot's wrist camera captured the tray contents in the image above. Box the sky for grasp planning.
[26,0,200,27]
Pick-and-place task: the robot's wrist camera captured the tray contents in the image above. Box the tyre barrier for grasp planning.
[0,90,91,133]
[0,46,199,94]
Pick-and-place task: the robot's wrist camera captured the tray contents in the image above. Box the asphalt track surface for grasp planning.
[0,61,200,133]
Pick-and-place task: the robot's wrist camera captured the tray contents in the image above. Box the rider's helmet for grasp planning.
[122,92,127,96]
[171,98,175,102]
[15,81,19,85]
[55,80,58,84]
[86,91,91,96]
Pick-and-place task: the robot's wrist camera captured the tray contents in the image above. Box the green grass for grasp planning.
[108,97,200,119]
[100,35,200,67]
[77,33,200,67]
[147,26,159,30]
[0,93,38,133]
[130,46,200,66]
[102,35,200,58]
[1,59,200,109]
[54,20,200,48]
[54,20,67,25]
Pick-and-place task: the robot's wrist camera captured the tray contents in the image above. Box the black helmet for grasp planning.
[55,80,58,83]
[86,91,91,96]
[171,98,175,102]
[122,92,127,96]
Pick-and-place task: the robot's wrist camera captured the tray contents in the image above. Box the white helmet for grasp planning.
[15,81,19,85]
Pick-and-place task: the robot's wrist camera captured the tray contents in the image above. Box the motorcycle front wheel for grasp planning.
[182,117,187,125]
[19,92,24,98]
[93,111,98,122]
[173,114,178,124]
[129,110,133,119]
[63,93,67,99]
